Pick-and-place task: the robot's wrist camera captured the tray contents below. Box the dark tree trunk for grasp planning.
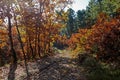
[7,3,17,63]
[14,13,30,79]
[28,37,34,59]
[38,27,41,58]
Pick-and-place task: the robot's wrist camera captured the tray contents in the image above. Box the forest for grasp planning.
[0,0,120,80]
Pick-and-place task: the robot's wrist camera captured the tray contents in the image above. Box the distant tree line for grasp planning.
[61,0,120,38]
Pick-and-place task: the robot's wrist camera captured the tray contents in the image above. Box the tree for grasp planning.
[76,10,86,28]
[0,0,73,66]
[66,8,76,37]
[6,0,18,63]
[17,0,73,58]
[97,0,102,12]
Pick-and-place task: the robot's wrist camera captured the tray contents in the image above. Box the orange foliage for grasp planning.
[67,12,120,62]
[86,16,120,61]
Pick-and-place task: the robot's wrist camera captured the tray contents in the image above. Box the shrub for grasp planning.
[85,13,120,62]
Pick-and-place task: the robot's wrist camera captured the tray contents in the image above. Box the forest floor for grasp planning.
[0,49,87,80]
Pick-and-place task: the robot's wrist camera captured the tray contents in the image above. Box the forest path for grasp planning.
[0,49,87,80]
[27,49,87,80]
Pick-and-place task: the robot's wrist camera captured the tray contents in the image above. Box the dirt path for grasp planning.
[28,50,87,80]
[0,50,87,80]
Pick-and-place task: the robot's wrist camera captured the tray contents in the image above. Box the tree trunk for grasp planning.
[7,3,17,63]
[28,37,34,59]
[14,13,29,79]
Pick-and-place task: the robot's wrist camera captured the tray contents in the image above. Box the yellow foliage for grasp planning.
[21,38,26,43]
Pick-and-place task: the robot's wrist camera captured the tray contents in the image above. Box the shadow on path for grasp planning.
[33,56,86,80]
[8,62,17,80]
